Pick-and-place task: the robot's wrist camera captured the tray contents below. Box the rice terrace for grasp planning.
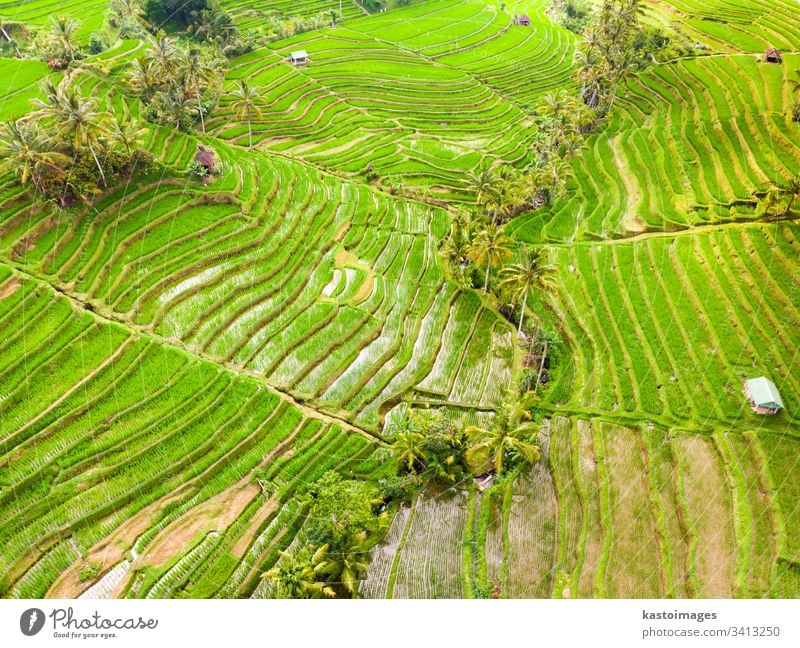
[0,0,798,601]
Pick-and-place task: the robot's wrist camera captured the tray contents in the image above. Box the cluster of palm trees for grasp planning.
[462,91,595,227]
[389,392,541,483]
[792,70,800,123]
[442,209,555,337]
[128,36,224,132]
[0,76,147,204]
[263,536,371,599]
[574,0,644,114]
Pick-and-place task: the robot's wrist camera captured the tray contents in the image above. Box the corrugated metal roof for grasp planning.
[290,50,308,59]
[745,377,784,408]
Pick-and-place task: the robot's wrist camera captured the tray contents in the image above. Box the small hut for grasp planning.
[764,47,782,64]
[289,50,309,66]
[195,144,216,174]
[744,377,784,415]
[516,14,531,26]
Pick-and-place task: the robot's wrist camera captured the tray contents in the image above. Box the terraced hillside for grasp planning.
[0,268,379,598]
[223,0,366,28]
[509,53,800,241]
[211,0,575,196]
[1,0,799,601]
[362,416,800,598]
[0,57,515,432]
[647,0,800,52]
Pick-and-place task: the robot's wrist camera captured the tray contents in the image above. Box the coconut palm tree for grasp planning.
[179,47,218,133]
[467,222,512,293]
[261,545,335,599]
[129,57,159,98]
[497,249,556,339]
[108,109,147,155]
[44,15,81,61]
[0,120,70,195]
[228,80,262,147]
[390,426,427,474]
[780,175,800,216]
[467,165,500,208]
[33,79,110,184]
[320,531,370,595]
[145,36,180,87]
[465,393,540,476]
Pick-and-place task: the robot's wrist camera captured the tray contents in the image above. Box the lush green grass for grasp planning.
[509,53,800,242]
[211,0,575,197]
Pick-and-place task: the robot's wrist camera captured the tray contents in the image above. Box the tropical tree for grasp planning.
[179,47,218,133]
[108,109,147,155]
[465,393,541,476]
[0,120,70,195]
[319,531,370,595]
[261,545,335,599]
[129,57,159,98]
[497,249,556,338]
[44,15,81,61]
[32,78,110,184]
[389,424,427,474]
[467,222,513,293]
[467,165,500,208]
[228,80,262,147]
[780,175,800,216]
[145,36,180,87]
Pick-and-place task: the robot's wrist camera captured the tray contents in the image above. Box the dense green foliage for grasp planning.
[0,0,797,602]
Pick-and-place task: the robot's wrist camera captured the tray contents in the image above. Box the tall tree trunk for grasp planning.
[484,263,490,294]
[88,142,106,186]
[197,90,205,134]
[535,339,549,393]
[0,25,21,57]
[517,291,527,340]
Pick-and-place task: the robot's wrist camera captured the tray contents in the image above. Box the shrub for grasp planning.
[87,31,109,55]
[78,562,101,582]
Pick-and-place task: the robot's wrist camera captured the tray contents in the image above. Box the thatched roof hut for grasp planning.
[764,47,782,63]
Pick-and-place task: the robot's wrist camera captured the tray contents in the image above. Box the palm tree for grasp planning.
[0,120,70,195]
[33,79,110,184]
[129,57,159,98]
[467,222,512,294]
[780,175,800,216]
[145,36,180,87]
[497,249,556,339]
[44,15,81,61]
[320,531,370,595]
[261,545,335,599]
[465,393,540,476]
[179,47,218,133]
[390,426,427,474]
[467,165,500,207]
[108,109,147,155]
[228,80,262,147]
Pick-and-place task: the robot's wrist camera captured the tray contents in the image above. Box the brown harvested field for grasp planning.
[141,479,259,568]
[390,491,467,599]
[599,422,662,597]
[0,277,20,299]
[46,492,184,598]
[673,434,736,597]
[504,464,557,597]
[359,504,412,599]
[575,418,603,597]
